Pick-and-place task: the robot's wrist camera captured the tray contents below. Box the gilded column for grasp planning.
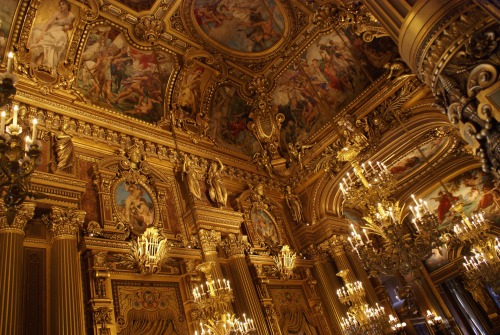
[49,206,86,335]
[0,202,35,335]
[199,229,223,280]
[223,234,270,335]
[309,246,344,335]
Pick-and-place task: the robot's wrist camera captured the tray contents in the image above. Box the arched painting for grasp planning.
[193,0,285,53]
[77,26,175,122]
[208,85,258,156]
[423,168,500,227]
[0,0,18,60]
[250,208,279,246]
[274,28,398,146]
[389,137,447,178]
[114,181,157,235]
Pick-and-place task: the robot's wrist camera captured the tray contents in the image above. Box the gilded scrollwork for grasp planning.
[312,2,388,42]
[134,15,165,43]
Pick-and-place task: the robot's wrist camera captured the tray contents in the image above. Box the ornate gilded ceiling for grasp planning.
[0,0,474,225]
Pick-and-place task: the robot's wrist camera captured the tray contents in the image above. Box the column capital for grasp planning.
[0,202,36,232]
[222,233,249,258]
[328,235,347,256]
[306,243,330,263]
[49,206,86,240]
[198,229,221,253]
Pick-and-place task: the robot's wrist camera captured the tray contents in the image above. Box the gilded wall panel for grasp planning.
[111,280,187,335]
[268,285,321,335]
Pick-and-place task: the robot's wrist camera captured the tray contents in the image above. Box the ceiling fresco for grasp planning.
[3,0,414,167]
[192,0,286,53]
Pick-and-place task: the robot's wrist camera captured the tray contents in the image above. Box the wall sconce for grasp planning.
[273,245,297,279]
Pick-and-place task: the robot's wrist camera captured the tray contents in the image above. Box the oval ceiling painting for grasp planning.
[193,0,286,53]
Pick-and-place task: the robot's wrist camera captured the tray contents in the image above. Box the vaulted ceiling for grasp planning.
[3,0,480,242]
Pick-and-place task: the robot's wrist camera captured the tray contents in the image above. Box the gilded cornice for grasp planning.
[183,204,244,234]
[30,171,87,208]
[0,202,36,232]
[48,206,86,239]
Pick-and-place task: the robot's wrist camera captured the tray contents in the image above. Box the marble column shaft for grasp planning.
[49,207,86,335]
[0,203,35,335]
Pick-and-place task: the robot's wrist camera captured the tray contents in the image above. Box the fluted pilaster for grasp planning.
[0,202,35,335]
[347,250,379,305]
[49,206,86,335]
[223,234,270,335]
[311,255,345,334]
[199,229,223,280]
[328,236,357,282]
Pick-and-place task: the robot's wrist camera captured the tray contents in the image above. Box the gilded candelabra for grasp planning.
[192,262,255,335]
[389,314,407,335]
[130,226,168,275]
[0,52,41,224]
[425,310,443,332]
[272,245,297,279]
[339,146,439,276]
[337,270,387,335]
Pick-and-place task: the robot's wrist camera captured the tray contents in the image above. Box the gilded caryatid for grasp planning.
[182,153,202,200]
[207,158,227,208]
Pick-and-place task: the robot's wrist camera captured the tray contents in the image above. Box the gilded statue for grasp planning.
[285,186,303,223]
[207,158,227,207]
[288,142,314,170]
[337,115,368,149]
[54,123,74,172]
[182,154,202,200]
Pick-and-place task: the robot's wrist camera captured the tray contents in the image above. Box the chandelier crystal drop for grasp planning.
[0,51,41,224]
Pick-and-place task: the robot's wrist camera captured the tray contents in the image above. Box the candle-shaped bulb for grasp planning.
[12,105,19,126]
[7,52,13,73]
[0,111,5,134]
[32,118,38,140]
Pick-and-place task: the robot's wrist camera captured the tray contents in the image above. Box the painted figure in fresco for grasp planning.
[125,184,143,222]
[253,210,279,246]
[207,158,227,207]
[178,67,204,117]
[29,0,76,70]
[182,154,202,200]
[285,186,303,223]
[432,191,459,223]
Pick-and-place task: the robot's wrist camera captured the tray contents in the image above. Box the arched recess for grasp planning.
[308,98,471,239]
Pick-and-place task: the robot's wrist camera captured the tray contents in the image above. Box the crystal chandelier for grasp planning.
[0,52,41,224]
[442,203,500,293]
[272,245,297,279]
[339,145,439,276]
[130,226,168,275]
[337,270,387,335]
[192,262,255,335]
[462,237,500,294]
